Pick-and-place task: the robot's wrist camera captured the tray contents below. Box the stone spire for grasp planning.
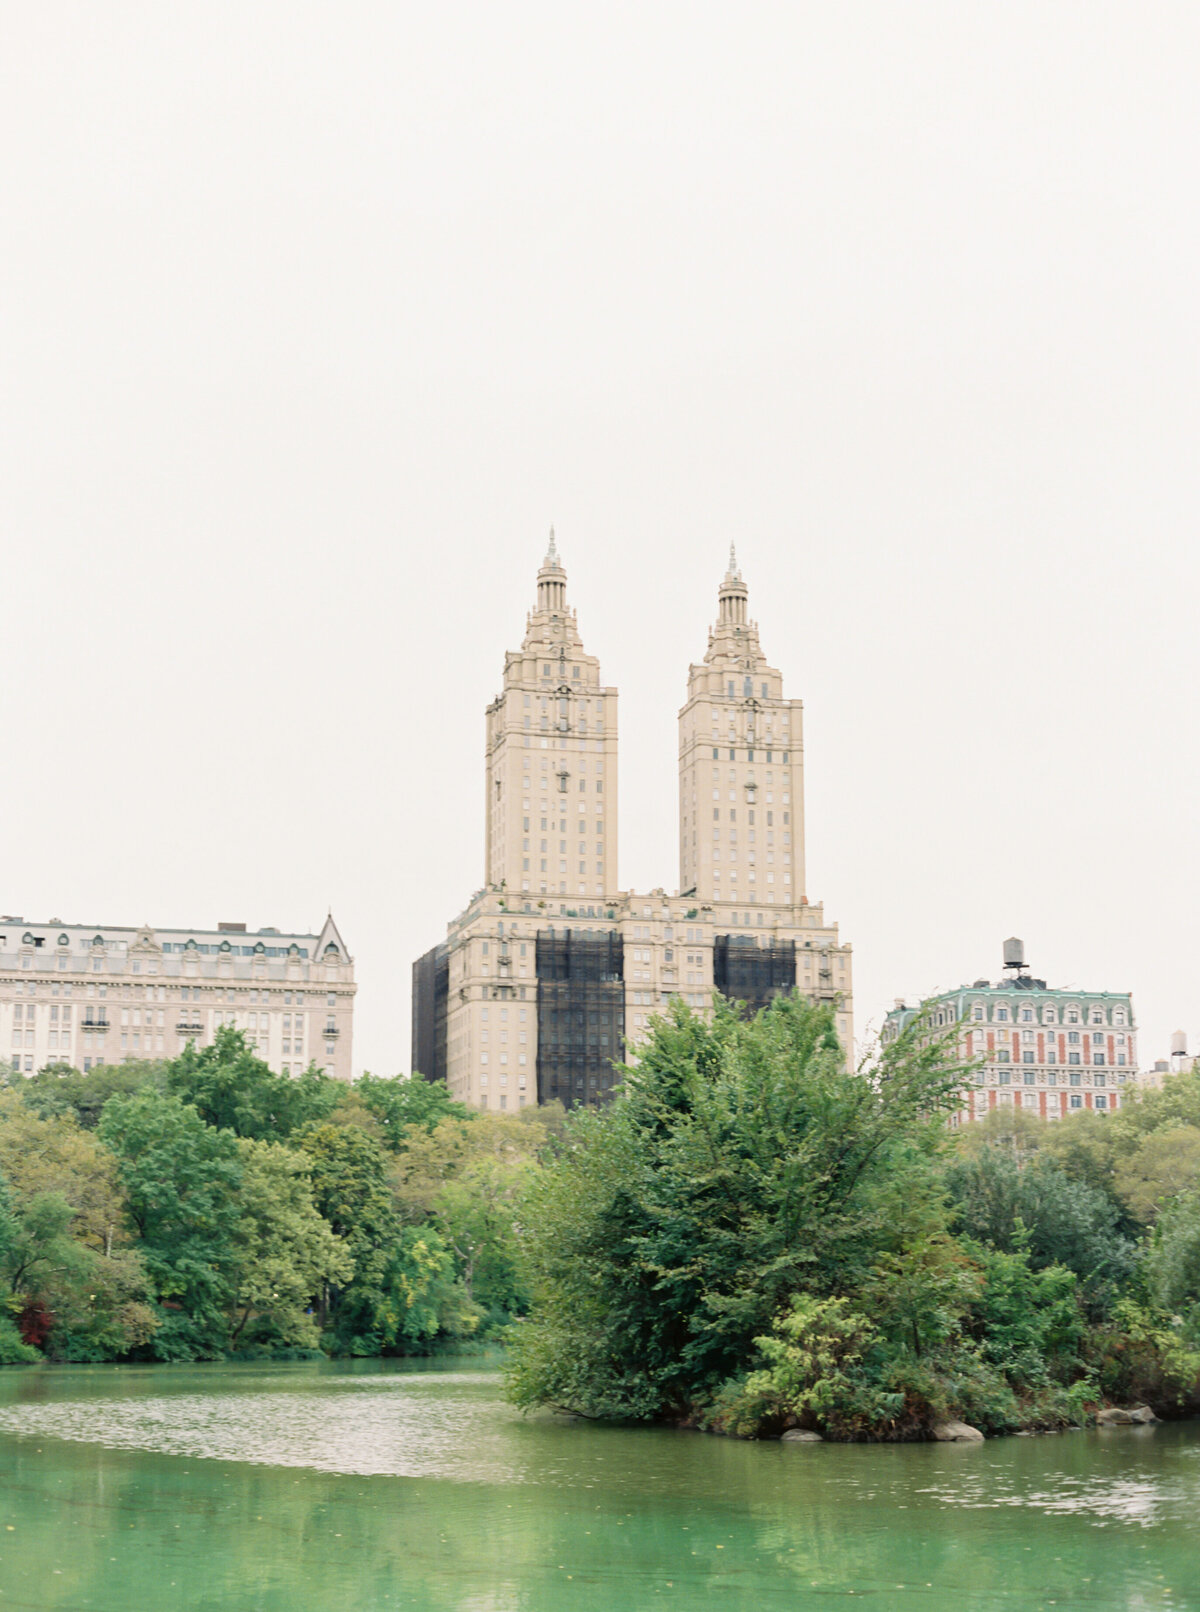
[536,528,568,615]
[717,544,749,627]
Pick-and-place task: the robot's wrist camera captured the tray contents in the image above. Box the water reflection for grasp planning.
[0,1371,525,1481]
[0,1363,1196,1611]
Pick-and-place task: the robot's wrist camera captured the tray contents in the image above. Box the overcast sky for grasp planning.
[3,4,1197,1075]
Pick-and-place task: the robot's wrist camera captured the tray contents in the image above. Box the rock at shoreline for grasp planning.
[781,1430,823,1443]
[1097,1405,1158,1426]
[931,1420,984,1442]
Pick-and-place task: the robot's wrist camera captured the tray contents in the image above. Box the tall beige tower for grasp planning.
[484,533,619,901]
[678,548,806,912]
[414,533,853,1113]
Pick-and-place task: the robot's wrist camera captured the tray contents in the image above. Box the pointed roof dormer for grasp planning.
[315,912,351,962]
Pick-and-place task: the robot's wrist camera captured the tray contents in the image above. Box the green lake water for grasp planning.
[0,1362,1197,1610]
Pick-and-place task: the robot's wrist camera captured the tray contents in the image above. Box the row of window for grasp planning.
[970,1003,1129,1027]
[992,1049,1126,1067]
[981,1092,1113,1112]
[3,984,340,1007]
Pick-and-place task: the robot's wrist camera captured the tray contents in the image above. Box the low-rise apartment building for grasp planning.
[0,914,355,1080]
[882,938,1139,1123]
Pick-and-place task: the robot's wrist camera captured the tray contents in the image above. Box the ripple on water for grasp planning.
[0,1373,527,1481]
[918,1470,1195,1527]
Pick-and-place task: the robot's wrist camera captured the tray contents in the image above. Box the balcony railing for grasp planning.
[176,1021,205,1035]
[82,1020,110,1032]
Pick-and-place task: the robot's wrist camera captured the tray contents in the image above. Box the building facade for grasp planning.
[1,914,355,1080]
[882,939,1139,1123]
[412,538,853,1111]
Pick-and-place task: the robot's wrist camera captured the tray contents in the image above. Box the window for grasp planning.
[995,1007,1009,1021]
[1070,1094,1083,1109]
[1093,1053,1105,1066]
[1068,1031,1080,1045]
[1069,1052,1081,1066]
[996,1050,1010,1064]
[1021,1009,1033,1023]
[1022,1051,1034,1064]
[1095,1094,1108,1110]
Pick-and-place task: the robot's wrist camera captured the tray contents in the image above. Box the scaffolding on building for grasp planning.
[712,934,797,1015]
[536,929,625,1109]
[411,942,449,1082]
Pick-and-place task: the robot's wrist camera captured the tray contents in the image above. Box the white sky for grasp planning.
[3,4,1197,1074]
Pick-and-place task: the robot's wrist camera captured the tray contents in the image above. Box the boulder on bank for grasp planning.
[931,1420,984,1442]
[1097,1405,1158,1426]
[780,1429,823,1443]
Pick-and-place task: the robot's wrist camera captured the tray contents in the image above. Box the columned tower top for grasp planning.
[536,527,567,614]
[718,544,748,627]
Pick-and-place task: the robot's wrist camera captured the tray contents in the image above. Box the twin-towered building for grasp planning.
[412,537,854,1110]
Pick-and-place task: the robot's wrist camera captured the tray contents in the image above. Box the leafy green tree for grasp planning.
[505,994,967,1420]
[99,1090,243,1358]
[0,1181,82,1322]
[0,1094,155,1358]
[13,1060,166,1129]
[962,1238,1085,1388]
[1145,1191,1200,1334]
[944,1145,1136,1300]
[355,1074,470,1150]
[392,1112,548,1322]
[1111,1069,1200,1141]
[226,1140,354,1348]
[168,1027,341,1140]
[296,1122,475,1353]
[1113,1126,1200,1225]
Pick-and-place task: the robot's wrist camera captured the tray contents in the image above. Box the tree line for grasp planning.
[7,997,1200,1441]
[0,1027,556,1363]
